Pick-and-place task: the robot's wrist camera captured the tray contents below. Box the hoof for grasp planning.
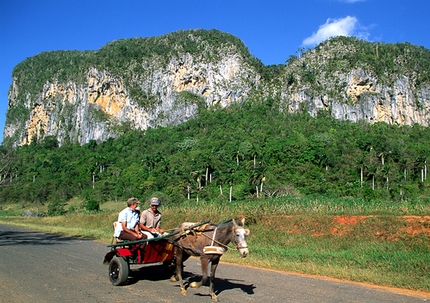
[189,281,201,288]
[211,295,219,302]
[181,288,187,296]
[170,275,178,282]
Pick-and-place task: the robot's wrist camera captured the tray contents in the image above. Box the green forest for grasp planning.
[3,31,430,214]
[1,100,429,214]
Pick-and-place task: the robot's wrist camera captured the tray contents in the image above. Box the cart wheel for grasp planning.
[109,256,129,286]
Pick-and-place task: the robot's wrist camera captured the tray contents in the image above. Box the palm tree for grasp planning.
[0,150,12,186]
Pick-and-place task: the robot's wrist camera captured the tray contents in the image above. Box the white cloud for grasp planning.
[303,16,366,46]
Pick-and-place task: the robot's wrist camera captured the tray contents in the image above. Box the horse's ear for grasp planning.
[233,217,246,226]
[245,229,250,236]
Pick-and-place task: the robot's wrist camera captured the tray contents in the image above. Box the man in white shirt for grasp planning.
[114,197,144,241]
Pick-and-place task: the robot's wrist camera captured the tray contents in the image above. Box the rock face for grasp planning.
[5,31,259,146]
[4,31,430,147]
[280,67,430,126]
[278,37,430,127]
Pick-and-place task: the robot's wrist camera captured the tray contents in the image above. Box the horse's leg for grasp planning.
[170,246,179,282]
[209,257,220,302]
[172,247,187,296]
[190,255,208,289]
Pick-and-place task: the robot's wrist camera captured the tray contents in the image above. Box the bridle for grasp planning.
[233,227,249,250]
[199,226,248,251]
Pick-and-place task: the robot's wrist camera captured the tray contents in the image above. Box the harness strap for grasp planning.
[211,227,217,246]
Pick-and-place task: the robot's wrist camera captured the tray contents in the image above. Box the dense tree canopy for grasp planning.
[1,102,430,208]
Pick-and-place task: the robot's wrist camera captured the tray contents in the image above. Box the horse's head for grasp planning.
[232,218,250,258]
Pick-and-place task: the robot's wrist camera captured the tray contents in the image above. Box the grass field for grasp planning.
[1,196,429,293]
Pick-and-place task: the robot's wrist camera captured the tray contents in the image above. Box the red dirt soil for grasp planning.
[403,216,430,236]
[266,215,430,239]
[331,215,430,237]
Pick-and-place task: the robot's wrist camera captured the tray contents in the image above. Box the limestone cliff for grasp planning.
[278,37,430,125]
[4,31,430,147]
[4,30,260,146]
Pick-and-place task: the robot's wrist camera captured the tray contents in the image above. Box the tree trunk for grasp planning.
[229,186,232,202]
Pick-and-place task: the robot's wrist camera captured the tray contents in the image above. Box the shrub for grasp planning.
[47,201,66,216]
[85,199,100,212]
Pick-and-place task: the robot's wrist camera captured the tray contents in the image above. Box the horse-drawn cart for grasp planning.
[102,220,210,286]
[103,234,174,286]
[103,218,249,302]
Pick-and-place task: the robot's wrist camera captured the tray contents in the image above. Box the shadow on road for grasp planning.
[176,270,256,299]
[126,264,174,285]
[0,230,78,246]
[214,277,256,295]
[122,265,255,298]
[190,277,256,300]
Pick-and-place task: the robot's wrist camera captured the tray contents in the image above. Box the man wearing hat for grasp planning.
[140,197,164,239]
[113,197,144,241]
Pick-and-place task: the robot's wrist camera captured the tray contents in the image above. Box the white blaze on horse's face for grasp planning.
[235,227,250,257]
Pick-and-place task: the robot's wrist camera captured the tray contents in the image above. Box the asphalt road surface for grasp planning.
[0,224,428,303]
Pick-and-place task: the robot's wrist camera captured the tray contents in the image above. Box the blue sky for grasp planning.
[1,0,429,143]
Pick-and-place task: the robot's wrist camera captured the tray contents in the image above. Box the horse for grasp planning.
[170,218,250,302]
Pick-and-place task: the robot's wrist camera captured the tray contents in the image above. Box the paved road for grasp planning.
[0,224,428,303]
